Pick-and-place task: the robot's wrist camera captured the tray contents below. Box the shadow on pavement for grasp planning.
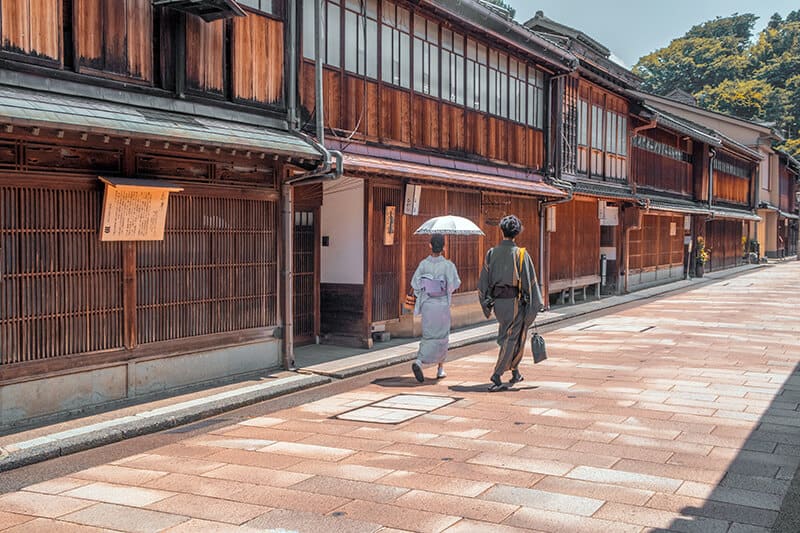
[663,361,800,532]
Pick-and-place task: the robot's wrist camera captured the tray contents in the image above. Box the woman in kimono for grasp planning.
[410,234,461,382]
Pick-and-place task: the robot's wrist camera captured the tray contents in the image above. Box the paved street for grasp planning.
[1,263,799,532]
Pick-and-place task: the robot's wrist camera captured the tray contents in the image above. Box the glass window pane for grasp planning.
[456,56,464,105]
[466,61,475,108]
[441,52,451,101]
[345,10,358,73]
[400,32,410,87]
[414,38,423,92]
[479,64,487,112]
[302,0,316,59]
[430,45,438,97]
[414,14,425,38]
[488,70,496,114]
[367,19,378,78]
[382,29,392,83]
[382,0,394,25]
[442,28,452,51]
[396,6,409,31]
[366,0,377,18]
[327,3,341,67]
[454,32,464,54]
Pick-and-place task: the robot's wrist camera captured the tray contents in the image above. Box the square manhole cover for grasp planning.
[335,394,457,424]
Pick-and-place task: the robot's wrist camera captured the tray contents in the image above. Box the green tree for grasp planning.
[695,79,784,123]
[633,14,756,94]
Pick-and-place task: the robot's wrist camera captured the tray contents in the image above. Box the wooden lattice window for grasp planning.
[0,185,124,365]
[136,193,278,344]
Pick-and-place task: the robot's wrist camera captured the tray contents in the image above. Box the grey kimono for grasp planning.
[478,240,544,376]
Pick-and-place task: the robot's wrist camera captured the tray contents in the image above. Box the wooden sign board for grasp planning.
[403,184,421,215]
[384,206,396,245]
[99,177,183,241]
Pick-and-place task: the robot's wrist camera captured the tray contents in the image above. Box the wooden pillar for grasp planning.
[123,242,137,350]
[363,182,374,348]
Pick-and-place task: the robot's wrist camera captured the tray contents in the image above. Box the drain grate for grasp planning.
[334,394,457,424]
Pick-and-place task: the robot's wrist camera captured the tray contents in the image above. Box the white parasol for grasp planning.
[413,215,485,236]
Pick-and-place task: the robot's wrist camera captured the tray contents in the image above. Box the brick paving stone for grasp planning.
[480,484,604,516]
[481,429,577,450]
[290,475,409,503]
[332,500,460,533]
[200,463,312,487]
[645,492,778,528]
[22,478,92,495]
[271,419,360,435]
[63,482,175,507]
[0,510,34,529]
[514,444,620,469]
[720,472,792,495]
[338,451,443,473]
[707,447,800,468]
[144,444,220,459]
[593,502,729,533]
[676,481,784,511]
[611,459,723,485]
[442,518,542,533]
[566,466,683,493]
[258,441,357,461]
[201,448,305,469]
[237,416,285,427]
[0,492,94,519]
[612,434,713,455]
[726,523,772,533]
[245,509,382,533]
[181,436,277,451]
[346,427,439,444]
[116,453,226,475]
[285,459,394,482]
[424,435,525,455]
[569,441,673,463]
[502,506,641,533]
[1,518,107,533]
[70,464,169,486]
[426,461,543,489]
[219,425,315,442]
[468,452,574,476]
[299,433,394,452]
[378,470,494,497]
[145,493,269,524]
[377,442,480,462]
[163,518,263,532]
[532,475,654,506]
[59,503,189,532]
[394,489,518,523]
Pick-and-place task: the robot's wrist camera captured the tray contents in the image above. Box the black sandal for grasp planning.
[488,374,507,392]
[510,370,524,385]
[412,362,424,383]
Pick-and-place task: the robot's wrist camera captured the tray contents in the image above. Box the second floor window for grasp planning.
[441,29,464,105]
[466,38,488,112]
[381,1,410,88]
[526,69,544,129]
[344,0,378,78]
[488,50,508,118]
[413,14,439,97]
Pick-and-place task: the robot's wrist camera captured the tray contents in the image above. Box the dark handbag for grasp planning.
[530,323,547,364]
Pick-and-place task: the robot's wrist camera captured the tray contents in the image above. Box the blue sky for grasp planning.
[506,1,799,67]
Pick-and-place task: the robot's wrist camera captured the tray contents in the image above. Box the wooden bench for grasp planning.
[548,275,602,305]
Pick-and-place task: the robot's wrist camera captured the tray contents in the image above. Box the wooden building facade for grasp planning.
[298,0,574,346]
[0,0,327,426]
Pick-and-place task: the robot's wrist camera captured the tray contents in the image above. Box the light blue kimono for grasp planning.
[411,255,461,366]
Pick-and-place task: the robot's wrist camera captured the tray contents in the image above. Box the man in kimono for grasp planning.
[410,234,461,382]
[478,215,543,391]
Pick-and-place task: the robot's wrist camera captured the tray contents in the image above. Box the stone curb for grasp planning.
[0,374,330,473]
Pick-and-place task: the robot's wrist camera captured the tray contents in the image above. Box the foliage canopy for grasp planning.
[633,11,800,157]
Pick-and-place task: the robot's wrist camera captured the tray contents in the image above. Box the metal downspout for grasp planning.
[281,0,344,371]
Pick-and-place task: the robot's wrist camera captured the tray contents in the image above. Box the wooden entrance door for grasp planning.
[293,209,318,344]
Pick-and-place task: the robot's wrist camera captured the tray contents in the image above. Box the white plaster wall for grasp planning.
[321,177,364,284]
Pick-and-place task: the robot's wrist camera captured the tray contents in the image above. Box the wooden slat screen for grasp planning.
[562,76,579,176]
[404,187,446,297]
[232,13,284,105]
[371,185,402,322]
[186,16,225,96]
[549,201,575,281]
[293,210,316,340]
[1,185,124,364]
[136,194,277,344]
[705,219,744,271]
[1,0,61,63]
[628,214,684,272]
[75,0,153,81]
